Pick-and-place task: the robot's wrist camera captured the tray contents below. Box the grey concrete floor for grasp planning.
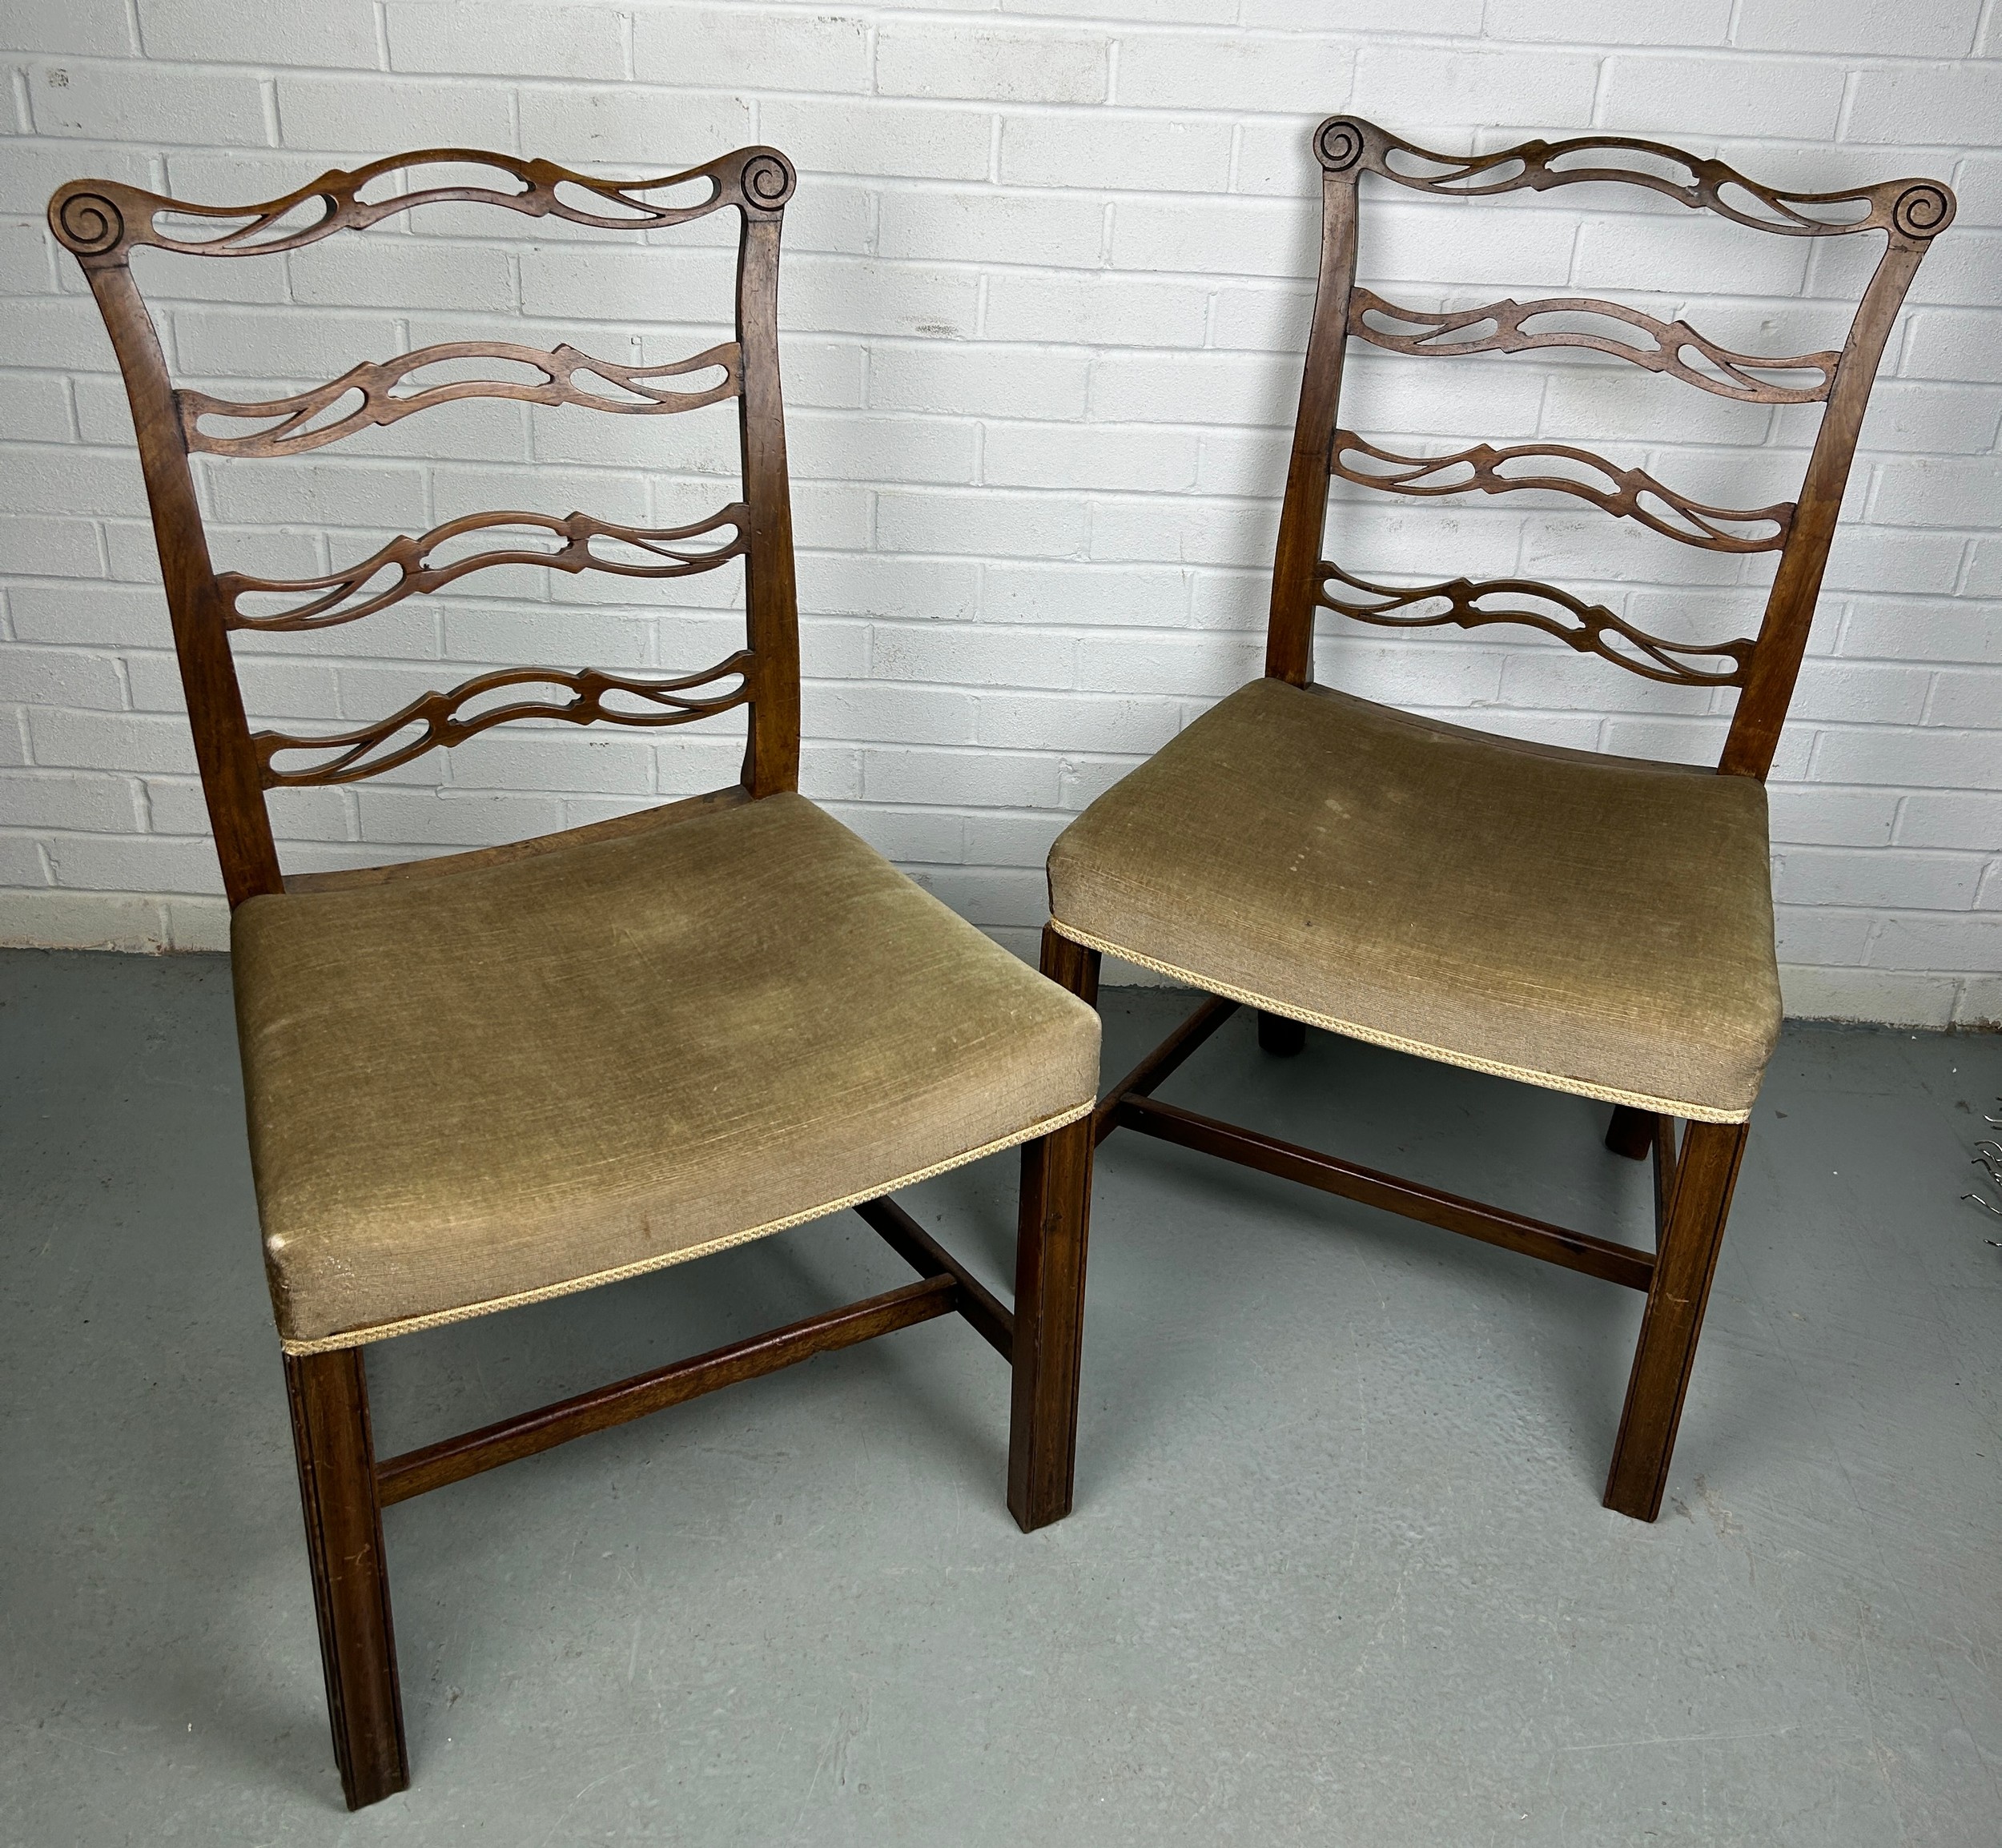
[2,947,1999,1846]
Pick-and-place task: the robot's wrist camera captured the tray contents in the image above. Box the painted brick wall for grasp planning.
[2,0,1998,1024]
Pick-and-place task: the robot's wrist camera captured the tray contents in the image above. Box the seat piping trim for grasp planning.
[276,1094,1097,1355]
[1051,919,1753,1126]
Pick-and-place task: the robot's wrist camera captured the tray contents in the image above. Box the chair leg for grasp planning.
[1256,1010,1307,1057]
[1602,1119,1751,1521]
[1604,1104,1654,1160]
[1009,926,1099,1533]
[283,1348,410,1810]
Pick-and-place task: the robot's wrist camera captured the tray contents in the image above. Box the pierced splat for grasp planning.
[1316,562,1754,687]
[47,142,804,904]
[220,507,747,629]
[1330,430,1792,552]
[1272,118,1950,742]
[255,653,755,787]
[1349,289,1839,404]
[1273,115,1946,729]
[182,341,741,459]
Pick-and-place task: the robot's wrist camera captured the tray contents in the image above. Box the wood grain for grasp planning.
[854,1195,1016,1360]
[1112,1093,1656,1294]
[1603,1119,1750,1520]
[1092,992,1239,1145]
[285,1351,408,1810]
[1010,927,1100,1533]
[376,1276,959,1505]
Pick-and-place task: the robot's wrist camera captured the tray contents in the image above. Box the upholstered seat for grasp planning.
[1047,677,1780,1123]
[237,791,1100,1351]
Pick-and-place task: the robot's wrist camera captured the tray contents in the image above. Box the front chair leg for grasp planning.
[283,1348,410,1809]
[1602,1119,1751,1521]
[1009,926,1100,1532]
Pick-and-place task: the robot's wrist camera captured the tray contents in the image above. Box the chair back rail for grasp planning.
[1267,116,1953,779]
[49,146,802,906]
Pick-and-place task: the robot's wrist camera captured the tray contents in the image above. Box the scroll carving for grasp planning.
[48,145,796,264]
[1313,118,1954,244]
[1317,563,1753,687]
[1331,429,1791,553]
[54,188,126,256]
[1349,288,1837,404]
[219,506,747,631]
[182,341,739,458]
[255,653,755,787]
[1890,183,1952,240]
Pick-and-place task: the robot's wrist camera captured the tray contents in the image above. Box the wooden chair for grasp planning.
[1043,119,1952,1523]
[50,147,1099,1810]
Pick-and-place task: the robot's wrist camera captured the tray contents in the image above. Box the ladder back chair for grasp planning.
[1044,118,1952,1522]
[51,147,1100,1810]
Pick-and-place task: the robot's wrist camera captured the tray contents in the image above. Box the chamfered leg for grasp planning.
[283,1348,410,1810]
[1009,926,1100,1532]
[1256,1010,1308,1057]
[1602,1119,1751,1521]
[1605,1104,1654,1160]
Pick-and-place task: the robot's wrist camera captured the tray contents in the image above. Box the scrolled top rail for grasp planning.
[1312,116,1954,244]
[48,144,797,265]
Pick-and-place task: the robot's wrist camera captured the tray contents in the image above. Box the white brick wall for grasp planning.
[2,0,1998,1026]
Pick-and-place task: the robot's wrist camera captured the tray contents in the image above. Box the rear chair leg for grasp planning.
[1010,927,1099,1532]
[1604,1104,1654,1160]
[284,1348,410,1809]
[1602,1119,1751,1521]
[1256,1010,1307,1058]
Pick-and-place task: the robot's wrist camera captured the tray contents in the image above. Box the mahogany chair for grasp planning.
[1043,119,1952,1522]
[50,147,1099,1810]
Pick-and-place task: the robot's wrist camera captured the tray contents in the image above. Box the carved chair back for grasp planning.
[1267,117,1954,779]
[50,147,802,906]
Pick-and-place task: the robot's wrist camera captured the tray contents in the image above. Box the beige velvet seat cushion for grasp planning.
[234,791,1099,1352]
[1047,677,1781,1123]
